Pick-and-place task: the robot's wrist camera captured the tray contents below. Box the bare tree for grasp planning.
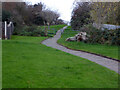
[40,9,60,36]
[41,10,59,26]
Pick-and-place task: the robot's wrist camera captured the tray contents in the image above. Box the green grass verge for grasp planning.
[2,35,118,88]
[58,26,119,60]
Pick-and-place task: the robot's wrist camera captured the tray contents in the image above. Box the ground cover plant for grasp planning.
[58,26,119,60]
[2,35,119,88]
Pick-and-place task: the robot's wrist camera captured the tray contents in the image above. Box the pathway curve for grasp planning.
[42,26,119,74]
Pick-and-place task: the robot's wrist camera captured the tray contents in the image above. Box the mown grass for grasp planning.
[58,26,119,60]
[2,35,118,88]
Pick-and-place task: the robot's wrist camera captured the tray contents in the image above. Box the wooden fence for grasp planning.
[1,21,14,40]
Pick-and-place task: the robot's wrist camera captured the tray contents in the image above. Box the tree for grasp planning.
[2,2,61,29]
[56,19,65,25]
[2,2,45,26]
[33,2,43,14]
[71,2,92,30]
[41,10,59,26]
[31,3,45,25]
[116,3,120,25]
[2,10,11,22]
[90,2,119,29]
[40,9,60,36]
[2,2,27,25]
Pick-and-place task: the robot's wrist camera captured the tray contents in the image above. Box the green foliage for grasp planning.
[14,25,45,36]
[2,2,61,26]
[71,2,92,30]
[80,24,120,45]
[33,16,44,25]
[2,36,118,88]
[2,10,11,22]
[13,25,66,37]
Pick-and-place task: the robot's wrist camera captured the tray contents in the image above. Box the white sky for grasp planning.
[26,0,75,22]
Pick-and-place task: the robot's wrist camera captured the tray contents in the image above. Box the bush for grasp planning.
[80,24,120,45]
[13,25,46,37]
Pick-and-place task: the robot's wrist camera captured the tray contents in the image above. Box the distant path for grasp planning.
[42,26,119,74]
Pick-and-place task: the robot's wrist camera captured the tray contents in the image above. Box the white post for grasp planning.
[5,21,7,40]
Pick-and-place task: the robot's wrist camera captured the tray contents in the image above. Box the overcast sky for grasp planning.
[26,0,75,22]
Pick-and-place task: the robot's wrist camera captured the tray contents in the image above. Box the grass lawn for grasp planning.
[58,26,119,60]
[2,35,118,88]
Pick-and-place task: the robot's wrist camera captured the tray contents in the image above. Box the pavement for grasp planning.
[42,26,119,74]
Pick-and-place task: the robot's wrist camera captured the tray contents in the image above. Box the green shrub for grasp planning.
[13,25,45,37]
[80,24,120,45]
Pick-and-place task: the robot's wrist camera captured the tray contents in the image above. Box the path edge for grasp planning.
[41,26,120,62]
[57,42,120,62]
[40,26,68,44]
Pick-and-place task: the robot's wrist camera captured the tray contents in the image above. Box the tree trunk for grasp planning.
[44,21,47,36]
[48,25,50,30]
[47,22,50,30]
[45,26,47,36]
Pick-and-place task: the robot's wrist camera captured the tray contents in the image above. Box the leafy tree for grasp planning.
[2,10,11,22]
[71,2,92,30]
[33,16,44,25]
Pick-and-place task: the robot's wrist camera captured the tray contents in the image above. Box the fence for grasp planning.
[1,21,14,40]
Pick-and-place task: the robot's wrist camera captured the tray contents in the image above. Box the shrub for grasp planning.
[80,24,119,45]
[13,25,46,37]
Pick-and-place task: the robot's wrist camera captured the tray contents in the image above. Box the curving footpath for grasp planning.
[42,26,119,74]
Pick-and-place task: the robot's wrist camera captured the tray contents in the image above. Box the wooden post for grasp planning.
[5,21,7,40]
